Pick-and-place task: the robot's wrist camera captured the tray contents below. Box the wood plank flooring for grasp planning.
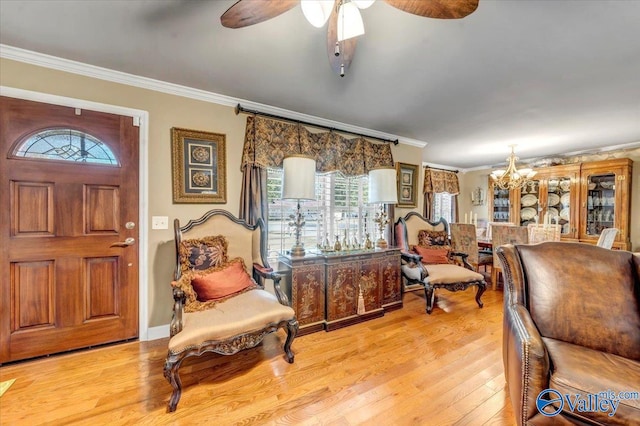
[0,289,514,425]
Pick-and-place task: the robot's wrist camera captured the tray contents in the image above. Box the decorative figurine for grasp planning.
[364,233,373,250]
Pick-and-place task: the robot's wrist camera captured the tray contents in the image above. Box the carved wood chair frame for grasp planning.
[164,209,298,412]
[394,212,486,314]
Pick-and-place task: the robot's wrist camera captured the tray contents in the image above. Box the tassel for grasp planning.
[357,287,365,315]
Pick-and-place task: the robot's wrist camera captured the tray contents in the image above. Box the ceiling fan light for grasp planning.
[301,0,333,28]
[337,2,365,41]
[353,0,376,9]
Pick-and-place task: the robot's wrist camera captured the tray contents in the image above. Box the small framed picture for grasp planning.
[396,162,419,208]
[171,127,226,203]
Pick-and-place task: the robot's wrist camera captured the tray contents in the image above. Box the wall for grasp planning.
[458,148,640,251]
[0,58,423,329]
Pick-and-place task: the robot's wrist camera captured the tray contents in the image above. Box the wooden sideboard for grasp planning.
[278,248,402,335]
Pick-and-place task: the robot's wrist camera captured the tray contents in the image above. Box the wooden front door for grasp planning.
[0,96,139,363]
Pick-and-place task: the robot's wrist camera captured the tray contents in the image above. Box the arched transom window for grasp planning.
[12,128,119,166]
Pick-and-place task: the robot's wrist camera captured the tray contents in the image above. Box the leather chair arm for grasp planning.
[504,303,550,426]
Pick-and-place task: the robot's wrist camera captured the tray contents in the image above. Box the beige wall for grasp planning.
[458,148,640,251]
[0,58,423,328]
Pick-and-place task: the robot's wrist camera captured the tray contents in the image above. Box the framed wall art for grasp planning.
[171,127,226,203]
[396,162,419,208]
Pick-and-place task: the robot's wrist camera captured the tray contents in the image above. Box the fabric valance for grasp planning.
[241,116,394,176]
[423,167,460,195]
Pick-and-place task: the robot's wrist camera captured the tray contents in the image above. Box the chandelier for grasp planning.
[490,145,537,190]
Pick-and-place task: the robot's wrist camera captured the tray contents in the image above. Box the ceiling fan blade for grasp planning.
[327,0,358,76]
[384,0,479,19]
[221,0,299,28]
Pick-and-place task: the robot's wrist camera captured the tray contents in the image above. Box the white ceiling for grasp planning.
[1,0,639,169]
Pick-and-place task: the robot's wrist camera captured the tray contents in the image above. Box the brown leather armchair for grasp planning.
[498,242,640,425]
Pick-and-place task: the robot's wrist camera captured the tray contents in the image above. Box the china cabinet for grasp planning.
[579,158,632,249]
[513,164,580,240]
[489,158,632,249]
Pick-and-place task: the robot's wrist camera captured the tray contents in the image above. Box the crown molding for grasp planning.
[0,44,428,149]
[458,141,640,173]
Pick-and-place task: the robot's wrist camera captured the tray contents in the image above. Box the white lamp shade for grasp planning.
[282,156,316,200]
[337,2,365,41]
[301,0,333,28]
[368,168,398,204]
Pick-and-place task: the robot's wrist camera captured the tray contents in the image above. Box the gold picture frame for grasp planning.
[171,127,226,204]
[396,162,419,208]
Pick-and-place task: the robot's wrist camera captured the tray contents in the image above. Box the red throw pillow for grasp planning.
[413,245,450,265]
[190,258,255,301]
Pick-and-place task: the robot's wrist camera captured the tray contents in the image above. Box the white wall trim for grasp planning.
[0,44,428,149]
[0,85,152,342]
[147,324,170,341]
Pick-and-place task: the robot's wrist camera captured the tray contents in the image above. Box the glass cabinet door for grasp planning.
[545,176,572,236]
[585,173,616,236]
[492,188,511,222]
[518,179,540,226]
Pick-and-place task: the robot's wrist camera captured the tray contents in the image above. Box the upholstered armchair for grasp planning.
[394,213,486,314]
[498,242,640,425]
[164,210,298,412]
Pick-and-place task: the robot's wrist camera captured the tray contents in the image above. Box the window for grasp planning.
[12,128,118,165]
[267,168,380,260]
[433,192,456,224]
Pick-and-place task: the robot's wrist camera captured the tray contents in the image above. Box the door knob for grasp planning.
[110,237,136,247]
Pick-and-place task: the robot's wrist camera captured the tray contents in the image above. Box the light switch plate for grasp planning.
[152,216,169,230]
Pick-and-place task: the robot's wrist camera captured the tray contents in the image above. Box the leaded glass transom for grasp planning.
[13,129,119,165]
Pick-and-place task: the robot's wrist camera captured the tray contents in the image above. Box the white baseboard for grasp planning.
[146,324,170,341]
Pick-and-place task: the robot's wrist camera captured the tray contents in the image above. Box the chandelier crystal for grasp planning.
[490,145,537,190]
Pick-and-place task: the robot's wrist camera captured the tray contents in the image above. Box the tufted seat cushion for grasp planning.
[544,337,640,425]
[168,289,295,354]
[424,264,484,284]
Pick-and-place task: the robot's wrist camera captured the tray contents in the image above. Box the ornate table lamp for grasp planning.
[282,154,316,256]
[368,167,398,248]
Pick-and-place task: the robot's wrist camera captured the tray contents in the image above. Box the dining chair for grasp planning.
[491,225,529,290]
[596,228,619,249]
[485,221,515,240]
[527,223,561,244]
[450,223,493,276]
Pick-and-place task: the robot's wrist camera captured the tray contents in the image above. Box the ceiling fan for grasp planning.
[221,0,479,77]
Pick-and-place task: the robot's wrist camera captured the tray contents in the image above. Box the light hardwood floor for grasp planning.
[0,289,514,425]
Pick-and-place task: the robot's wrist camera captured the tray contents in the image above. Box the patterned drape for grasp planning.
[423,167,460,195]
[241,116,394,176]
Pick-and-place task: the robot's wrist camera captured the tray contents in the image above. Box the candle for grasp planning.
[464,213,468,224]
[474,213,477,226]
